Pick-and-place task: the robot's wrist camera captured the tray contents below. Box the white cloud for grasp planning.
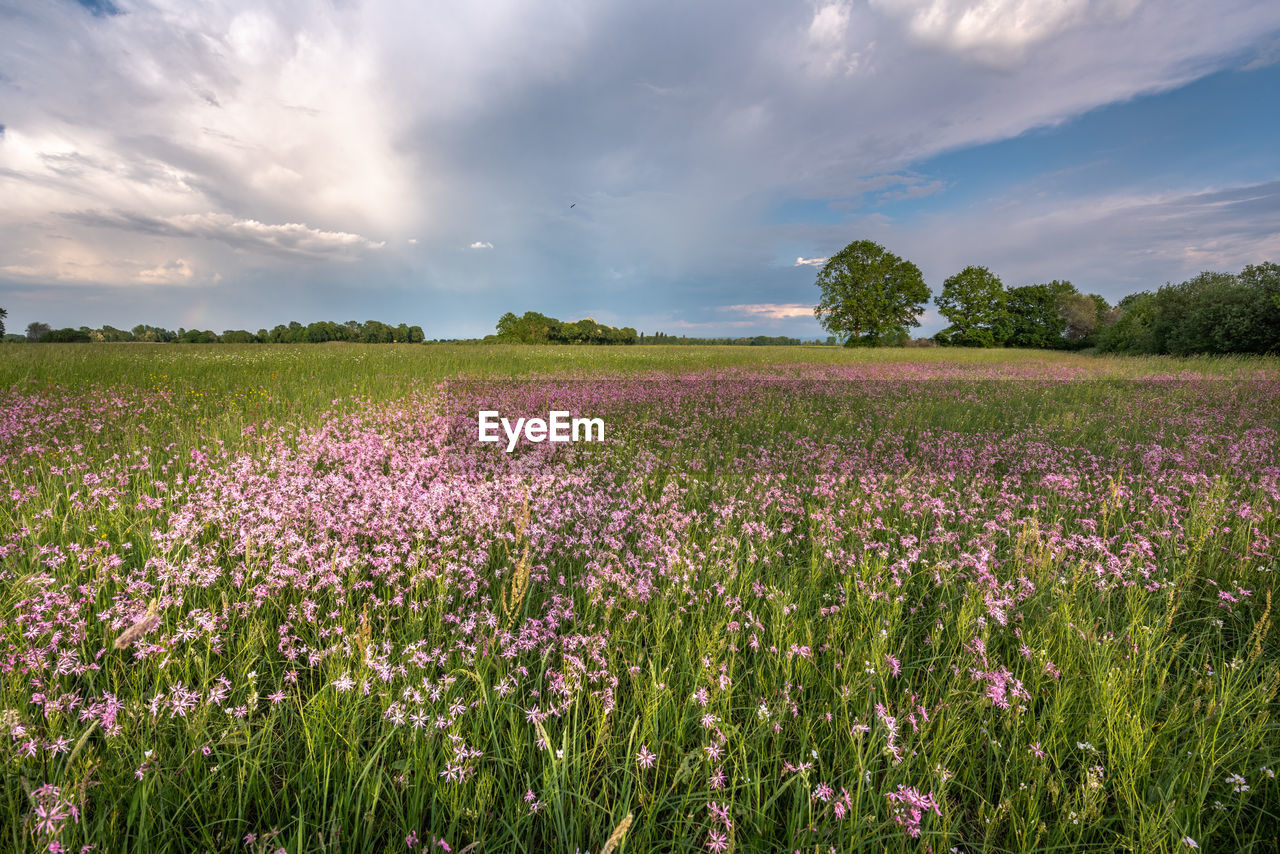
[1243,38,1280,71]
[469,241,494,249]
[795,256,828,267]
[809,2,851,44]
[882,179,948,201]
[725,303,815,319]
[65,210,385,258]
[805,1,866,76]
[137,258,195,284]
[1,249,197,287]
[872,0,1140,65]
[169,214,385,256]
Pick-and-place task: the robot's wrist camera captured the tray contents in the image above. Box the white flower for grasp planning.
[1181,838,1199,849]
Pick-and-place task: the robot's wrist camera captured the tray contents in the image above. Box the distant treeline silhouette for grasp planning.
[10,320,425,344]
[636,332,831,345]
[489,311,829,345]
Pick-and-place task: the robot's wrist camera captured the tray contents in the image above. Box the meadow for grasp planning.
[1,344,1277,853]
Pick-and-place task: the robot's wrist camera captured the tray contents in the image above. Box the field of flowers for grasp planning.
[1,344,1278,853]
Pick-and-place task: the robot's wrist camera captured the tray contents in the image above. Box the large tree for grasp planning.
[812,240,930,346]
[1156,267,1280,355]
[1096,292,1157,353]
[1004,281,1073,348]
[0,306,6,338]
[495,311,562,344]
[935,265,1007,347]
[1060,291,1111,343]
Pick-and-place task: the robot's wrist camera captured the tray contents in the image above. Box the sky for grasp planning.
[1,0,1279,340]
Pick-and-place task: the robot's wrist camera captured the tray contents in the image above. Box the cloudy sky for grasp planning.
[2,0,1279,339]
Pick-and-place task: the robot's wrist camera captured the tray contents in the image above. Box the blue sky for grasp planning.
[908,63,1280,199]
[2,0,1279,339]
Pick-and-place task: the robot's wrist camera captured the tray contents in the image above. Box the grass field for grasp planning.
[1,344,1278,853]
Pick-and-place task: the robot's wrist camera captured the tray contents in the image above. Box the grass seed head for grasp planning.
[599,812,634,854]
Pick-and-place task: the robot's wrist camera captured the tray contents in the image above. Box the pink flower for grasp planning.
[885,785,941,838]
[635,745,657,768]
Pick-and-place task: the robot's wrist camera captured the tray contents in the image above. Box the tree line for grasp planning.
[6,319,426,344]
[490,312,828,346]
[638,332,830,346]
[490,312,639,344]
[812,239,1280,354]
[5,246,1276,355]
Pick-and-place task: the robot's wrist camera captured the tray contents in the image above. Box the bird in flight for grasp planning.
[569,203,575,208]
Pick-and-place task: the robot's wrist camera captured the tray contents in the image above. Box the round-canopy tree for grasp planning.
[812,240,930,346]
[936,265,1008,347]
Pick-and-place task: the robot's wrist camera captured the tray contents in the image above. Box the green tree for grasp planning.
[495,312,520,340]
[1094,263,1280,355]
[935,265,1007,347]
[1059,292,1107,344]
[26,321,51,342]
[1160,268,1279,355]
[1096,292,1157,353]
[1004,282,1071,348]
[131,324,176,342]
[98,325,134,342]
[1147,272,1234,354]
[44,327,92,342]
[362,320,393,343]
[0,306,6,338]
[495,311,561,343]
[813,240,930,346]
[1234,262,1280,353]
